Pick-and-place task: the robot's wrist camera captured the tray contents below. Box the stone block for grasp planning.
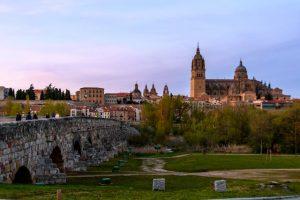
[214,180,227,192]
[153,178,165,191]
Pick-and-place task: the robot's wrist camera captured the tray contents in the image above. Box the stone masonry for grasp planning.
[0,117,138,184]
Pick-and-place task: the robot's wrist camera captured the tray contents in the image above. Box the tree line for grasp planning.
[135,96,300,154]
[7,84,71,100]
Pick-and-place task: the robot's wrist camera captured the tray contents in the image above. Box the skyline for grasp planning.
[0,1,300,97]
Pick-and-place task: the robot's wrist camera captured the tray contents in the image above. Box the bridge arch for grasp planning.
[0,117,138,184]
[50,146,64,172]
[13,166,32,184]
[73,140,82,155]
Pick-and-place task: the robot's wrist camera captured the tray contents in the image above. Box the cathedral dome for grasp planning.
[234,60,248,80]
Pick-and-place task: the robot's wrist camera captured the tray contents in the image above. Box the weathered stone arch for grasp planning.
[50,146,64,172]
[0,117,139,184]
[73,139,82,155]
[13,166,32,184]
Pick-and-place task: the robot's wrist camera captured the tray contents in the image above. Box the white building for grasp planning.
[97,107,110,119]
[70,107,90,117]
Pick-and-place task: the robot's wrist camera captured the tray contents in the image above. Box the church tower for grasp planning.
[190,44,206,98]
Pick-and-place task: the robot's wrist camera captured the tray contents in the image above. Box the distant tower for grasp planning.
[131,82,141,99]
[143,85,150,97]
[150,84,158,96]
[163,84,169,96]
[234,60,248,81]
[190,44,206,98]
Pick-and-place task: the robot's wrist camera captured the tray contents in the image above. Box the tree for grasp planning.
[26,84,35,100]
[265,93,273,100]
[16,89,27,100]
[248,109,273,153]
[39,101,70,117]
[40,91,45,100]
[24,95,30,113]
[65,89,71,100]
[8,88,15,99]
[4,97,22,116]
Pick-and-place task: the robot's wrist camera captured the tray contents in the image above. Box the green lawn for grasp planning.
[164,154,300,172]
[1,176,300,200]
[87,155,143,172]
[1,153,300,199]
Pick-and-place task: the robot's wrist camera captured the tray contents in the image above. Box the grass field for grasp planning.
[87,156,143,172]
[164,154,300,172]
[1,153,300,199]
[1,176,300,200]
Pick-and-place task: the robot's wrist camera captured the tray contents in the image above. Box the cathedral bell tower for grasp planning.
[190,44,206,98]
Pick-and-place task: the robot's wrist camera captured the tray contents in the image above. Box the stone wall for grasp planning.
[0,117,138,184]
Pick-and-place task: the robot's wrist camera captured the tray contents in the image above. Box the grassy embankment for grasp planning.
[1,153,300,199]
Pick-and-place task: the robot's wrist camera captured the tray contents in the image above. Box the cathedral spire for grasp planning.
[196,42,200,54]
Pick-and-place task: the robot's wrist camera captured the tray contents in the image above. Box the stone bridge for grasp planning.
[0,117,139,184]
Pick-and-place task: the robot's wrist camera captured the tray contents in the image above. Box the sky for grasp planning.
[0,0,300,97]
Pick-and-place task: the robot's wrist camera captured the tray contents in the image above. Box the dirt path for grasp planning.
[68,156,300,182]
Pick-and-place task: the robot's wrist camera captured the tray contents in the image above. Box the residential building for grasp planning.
[97,107,110,119]
[109,105,136,122]
[104,93,118,105]
[79,87,104,105]
[104,92,130,105]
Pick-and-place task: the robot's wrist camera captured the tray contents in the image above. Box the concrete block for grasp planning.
[214,180,227,192]
[153,178,165,191]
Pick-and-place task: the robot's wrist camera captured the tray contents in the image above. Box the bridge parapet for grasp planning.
[0,117,139,184]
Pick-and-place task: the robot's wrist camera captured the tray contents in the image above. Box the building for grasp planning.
[0,86,9,100]
[271,88,291,100]
[70,95,77,101]
[104,92,130,105]
[143,85,150,98]
[130,83,142,103]
[253,99,292,110]
[163,84,169,96]
[75,91,80,101]
[190,45,289,103]
[109,105,136,122]
[97,107,110,119]
[34,89,44,100]
[79,87,104,105]
[104,93,118,105]
[143,84,162,103]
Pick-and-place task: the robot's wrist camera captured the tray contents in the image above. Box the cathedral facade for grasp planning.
[190,46,288,102]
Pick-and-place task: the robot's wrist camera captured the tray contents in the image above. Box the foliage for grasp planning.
[141,97,300,154]
[7,88,15,99]
[3,97,22,116]
[44,84,71,100]
[23,95,30,113]
[39,100,70,116]
[15,84,35,100]
[141,95,190,144]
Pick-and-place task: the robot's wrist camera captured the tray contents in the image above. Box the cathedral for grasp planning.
[190,45,289,103]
